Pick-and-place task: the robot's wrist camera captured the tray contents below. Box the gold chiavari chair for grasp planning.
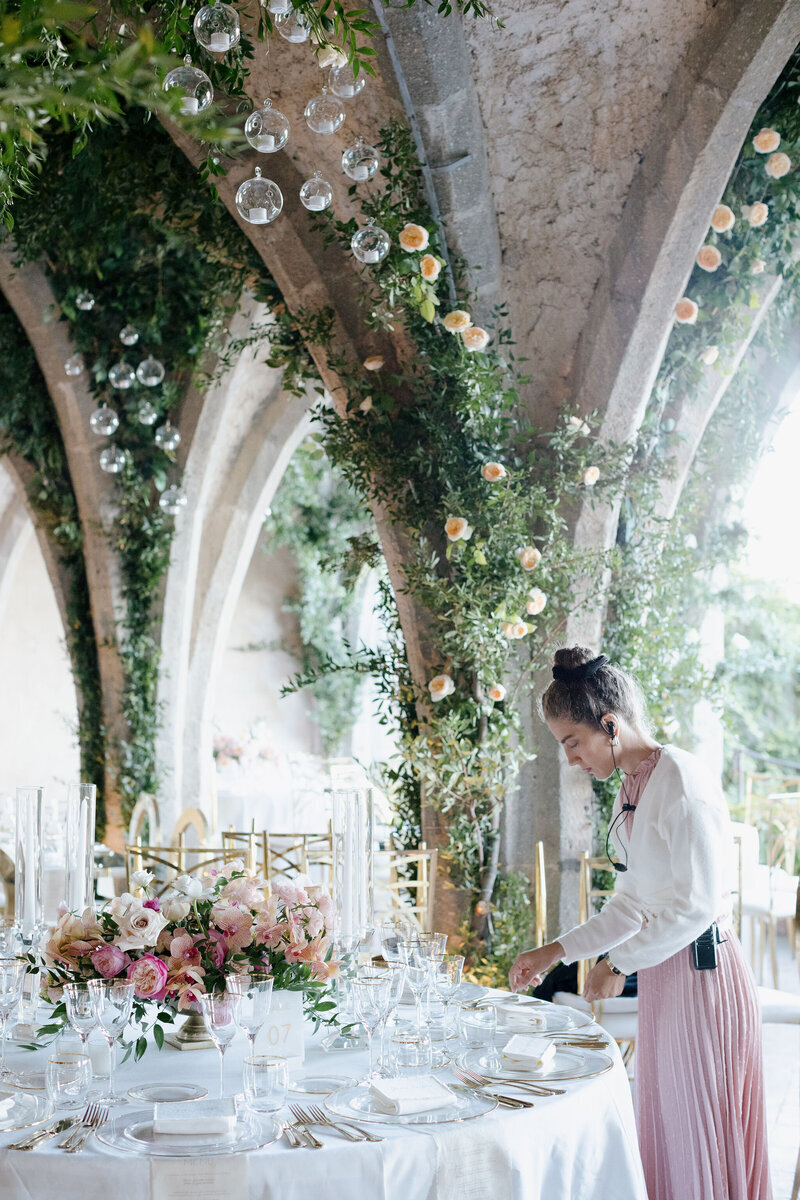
[264,830,334,890]
[533,840,548,948]
[373,846,438,933]
[125,841,247,898]
[169,806,209,850]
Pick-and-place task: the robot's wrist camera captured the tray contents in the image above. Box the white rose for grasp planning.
[526,588,547,615]
[583,466,600,487]
[110,891,135,918]
[130,869,155,890]
[750,258,766,275]
[316,44,348,70]
[173,874,209,898]
[487,684,506,702]
[445,515,473,542]
[114,899,167,950]
[162,896,192,923]
[698,346,719,365]
[568,416,590,436]
[428,674,455,701]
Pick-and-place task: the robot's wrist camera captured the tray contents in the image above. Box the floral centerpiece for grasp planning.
[30,861,338,1058]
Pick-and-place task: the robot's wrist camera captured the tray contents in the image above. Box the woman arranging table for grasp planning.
[509,647,771,1200]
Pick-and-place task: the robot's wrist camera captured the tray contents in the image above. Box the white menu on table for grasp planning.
[151,1155,248,1200]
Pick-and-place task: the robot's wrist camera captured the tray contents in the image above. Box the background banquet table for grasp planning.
[0,992,647,1200]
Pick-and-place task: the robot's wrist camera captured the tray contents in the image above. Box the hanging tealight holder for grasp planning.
[99,445,127,474]
[119,324,139,346]
[64,354,84,377]
[351,218,391,265]
[304,87,345,134]
[163,55,214,114]
[108,361,135,389]
[136,401,158,426]
[244,99,290,153]
[89,406,120,437]
[193,1,241,53]
[299,170,333,212]
[235,167,283,224]
[275,8,311,42]
[136,356,166,387]
[328,63,365,100]
[341,138,379,182]
[75,291,95,311]
[155,421,181,452]
[160,485,188,515]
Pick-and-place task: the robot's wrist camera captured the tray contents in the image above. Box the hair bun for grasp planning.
[552,645,595,671]
[552,654,609,683]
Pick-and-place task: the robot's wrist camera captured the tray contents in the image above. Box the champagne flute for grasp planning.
[226,971,274,1053]
[63,981,98,1054]
[432,954,465,1039]
[87,978,134,1106]
[0,957,25,1079]
[351,974,391,1081]
[199,991,240,1098]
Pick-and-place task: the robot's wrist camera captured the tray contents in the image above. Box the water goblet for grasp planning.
[457,1002,497,1049]
[45,1051,92,1110]
[378,920,413,962]
[87,977,134,1106]
[64,981,99,1054]
[226,971,274,1052]
[395,938,430,1030]
[242,1054,288,1113]
[199,991,241,1098]
[387,1029,433,1076]
[351,974,391,1081]
[0,957,26,1078]
[432,955,465,1039]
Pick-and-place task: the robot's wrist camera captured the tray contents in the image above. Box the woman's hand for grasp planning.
[582,959,626,1002]
[508,942,564,993]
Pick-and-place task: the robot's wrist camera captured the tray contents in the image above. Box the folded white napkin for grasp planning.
[502,1034,557,1070]
[153,1099,236,1136]
[369,1075,454,1115]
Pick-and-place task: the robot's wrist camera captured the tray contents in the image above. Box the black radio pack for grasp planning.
[691,922,726,971]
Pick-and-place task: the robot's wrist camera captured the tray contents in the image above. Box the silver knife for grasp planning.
[8,1117,77,1151]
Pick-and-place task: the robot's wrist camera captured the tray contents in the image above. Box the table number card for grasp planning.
[262,988,305,1065]
[151,1154,248,1200]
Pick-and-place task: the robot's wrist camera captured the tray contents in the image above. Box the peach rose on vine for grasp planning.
[481,462,506,482]
[488,684,506,702]
[445,515,473,542]
[765,152,791,179]
[752,128,780,154]
[398,223,430,251]
[675,298,698,324]
[710,205,735,233]
[517,546,541,570]
[696,245,722,272]
[420,254,442,281]
[428,674,455,701]
[443,310,472,333]
[462,327,490,352]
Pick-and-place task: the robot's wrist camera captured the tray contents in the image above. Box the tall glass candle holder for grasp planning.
[15,787,43,945]
[331,787,374,940]
[65,783,96,914]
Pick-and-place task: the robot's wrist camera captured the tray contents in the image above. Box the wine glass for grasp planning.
[369,962,406,1071]
[0,957,25,1078]
[395,938,429,1030]
[378,920,413,962]
[87,978,134,1106]
[226,971,274,1053]
[351,974,391,1081]
[432,954,465,1039]
[199,991,240,1098]
[63,981,98,1054]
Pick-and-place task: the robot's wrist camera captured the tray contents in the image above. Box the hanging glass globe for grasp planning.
[244,99,290,152]
[109,361,135,389]
[275,8,310,42]
[136,356,166,387]
[299,170,333,212]
[89,406,119,437]
[99,444,127,474]
[328,63,365,100]
[351,219,391,265]
[159,485,188,515]
[304,87,345,135]
[267,0,292,11]
[163,55,214,115]
[64,354,84,377]
[119,324,139,346]
[235,167,283,224]
[193,1,240,53]
[155,420,181,451]
[341,138,379,182]
[75,291,95,311]
[137,401,158,426]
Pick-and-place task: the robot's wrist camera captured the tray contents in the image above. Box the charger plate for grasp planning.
[495,1003,594,1035]
[0,1085,53,1132]
[325,1083,497,1126]
[289,1074,357,1095]
[96,1106,281,1157]
[127,1083,208,1103]
[457,1046,614,1083]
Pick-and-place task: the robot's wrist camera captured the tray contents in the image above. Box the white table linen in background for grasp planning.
[0,991,647,1200]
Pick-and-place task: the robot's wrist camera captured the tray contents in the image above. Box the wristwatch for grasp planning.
[605,958,624,976]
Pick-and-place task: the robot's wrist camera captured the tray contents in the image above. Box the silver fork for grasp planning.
[459,1065,566,1097]
[452,1069,534,1109]
[287,1104,323,1149]
[294,1104,364,1142]
[8,1117,77,1151]
[59,1104,108,1152]
[308,1104,385,1143]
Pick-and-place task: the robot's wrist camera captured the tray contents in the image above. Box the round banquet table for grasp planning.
[0,990,647,1200]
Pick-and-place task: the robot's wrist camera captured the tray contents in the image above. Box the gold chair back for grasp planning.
[533,840,548,947]
[264,830,334,890]
[576,853,615,992]
[127,793,161,847]
[125,842,242,898]
[373,846,438,932]
[170,807,209,850]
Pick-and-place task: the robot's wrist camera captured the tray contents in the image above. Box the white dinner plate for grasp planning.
[325,1083,497,1125]
[458,1045,614,1082]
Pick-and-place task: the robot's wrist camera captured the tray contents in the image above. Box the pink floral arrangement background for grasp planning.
[30,862,339,1057]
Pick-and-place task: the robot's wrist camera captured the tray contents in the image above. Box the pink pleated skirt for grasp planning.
[636,925,772,1200]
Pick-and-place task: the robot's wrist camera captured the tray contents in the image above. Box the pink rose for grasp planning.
[126,953,169,1000]
[90,943,130,978]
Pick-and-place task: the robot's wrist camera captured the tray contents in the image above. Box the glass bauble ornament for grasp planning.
[137,401,158,426]
[244,99,290,153]
[341,138,379,182]
[304,88,344,135]
[89,406,119,437]
[136,356,166,387]
[328,63,365,100]
[299,170,333,212]
[275,8,310,42]
[109,361,135,389]
[99,444,127,474]
[75,291,95,311]
[193,1,240,53]
[64,354,84,377]
[351,219,390,264]
[119,324,139,346]
[235,167,283,224]
[163,56,213,114]
[159,485,188,515]
[155,421,181,451]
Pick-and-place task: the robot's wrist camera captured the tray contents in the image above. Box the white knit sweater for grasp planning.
[557,745,732,975]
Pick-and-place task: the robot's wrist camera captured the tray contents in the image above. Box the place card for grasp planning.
[151,1155,247,1200]
[262,988,304,1064]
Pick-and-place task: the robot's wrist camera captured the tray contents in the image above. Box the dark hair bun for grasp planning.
[552,646,595,670]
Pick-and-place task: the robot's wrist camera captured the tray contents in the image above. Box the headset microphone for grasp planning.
[603,719,634,872]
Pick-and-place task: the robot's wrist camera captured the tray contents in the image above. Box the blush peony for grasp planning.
[126,953,169,1000]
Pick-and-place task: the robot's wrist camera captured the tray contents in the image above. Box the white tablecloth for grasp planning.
[0,994,647,1200]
